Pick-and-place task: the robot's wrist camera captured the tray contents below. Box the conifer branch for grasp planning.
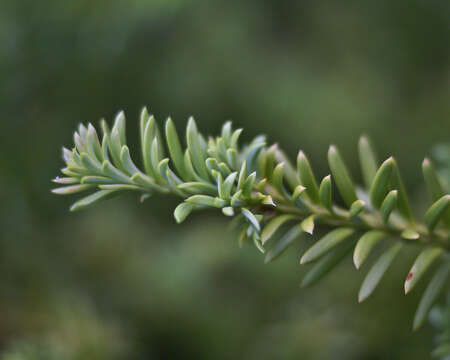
[53,108,450,332]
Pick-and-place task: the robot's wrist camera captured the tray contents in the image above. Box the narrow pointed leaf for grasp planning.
[186,117,210,180]
[401,228,420,240]
[87,123,103,162]
[120,146,140,176]
[300,228,355,264]
[81,176,116,185]
[222,206,234,216]
[253,234,265,253]
[297,151,320,202]
[165,118,188,180]
[425,195,450,232]
[186,195,226,208]
[413,263,450,330]
[349,200,365,218]
[52,184,94,195]
[177,182,217,195]
[261,215,296,245]
[301,215,316,235]
[52,177,78,185]
[265,224,303,263]
[70,189,118,211]
[380,190,398,223]
[358,135,379,189]
[174,202,196,223]
[391,159,414,221]
[369,157,394,209]
[422,158,445,201]
[327,145,357,207]
[241,208,261,232]
[222,172,238,200]
[272,162,285,194]
[353,230,385,269]
[292,185,307,201]
[358,242,403,302]
[301,240,354,287]
[237,161,247,189]
[242,172,256,197]
[319,175,332,211]
[405,247,444,294]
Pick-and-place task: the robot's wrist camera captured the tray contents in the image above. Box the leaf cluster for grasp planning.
[53,109,450,331]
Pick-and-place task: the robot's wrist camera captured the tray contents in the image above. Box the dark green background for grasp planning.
[0,1,449,359]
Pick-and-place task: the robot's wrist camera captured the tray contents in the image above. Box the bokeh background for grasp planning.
[0,0,449,359]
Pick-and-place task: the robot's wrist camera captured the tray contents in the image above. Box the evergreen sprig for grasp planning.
[53,108,450,332]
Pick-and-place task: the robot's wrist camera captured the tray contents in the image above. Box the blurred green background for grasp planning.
[0,0,449,359]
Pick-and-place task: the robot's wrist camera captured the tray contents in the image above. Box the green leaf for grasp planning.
[221,121,232,146]
[353,230,385,269]
[186,195,227,208]
[142,115,158,177]
[177,182,217,195]
[226,148,239,170]
[401,228,420,240]
[53,177,78,184]
[98,184,141,191]
[139,107,149,148]
[297,151,320,203]
[81,176,116,185]
[405,247,444,294]
[222,206,234,216]
[230,190,242,207]
[422,158,445,201]
[165,117,188,180]
[174,202,196,223]
[265,224,303,263]
[52,184,94,195]
[242,172,256,197]
[110,111,127,169]
[301,240,354,288]
[253,233,265,253]
[391,159,414,222]
[349,199,365,218]
[358,135,379,190]
[272,162,285,194]
[319,175,332,212]
[80,153,102,173]
[300,228,355,264]
[186,117,210,180]
[130,173,169,193]
[300,215,316,235]
[380,189,398,223]
[358,242,403,302]
[221,172,238,200]
[120,146,141,176]
[101,160,130,183]
[241,208,261,232]
[184,150,203,182]
[369,157,394,209]
[70,189,118,211]
[112,111,126,146]
[261,215,296,244]
[237,161,247,190]
[87,123,103,162]
[425,195,450,232]
[292,185,306,201]
[413,263,450,331]
[230,128,243,149]
[327,145,357,207]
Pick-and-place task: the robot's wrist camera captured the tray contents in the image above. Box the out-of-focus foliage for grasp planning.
[0,0,449,359]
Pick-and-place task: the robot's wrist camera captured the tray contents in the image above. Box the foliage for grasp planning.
[53,109,450,343]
